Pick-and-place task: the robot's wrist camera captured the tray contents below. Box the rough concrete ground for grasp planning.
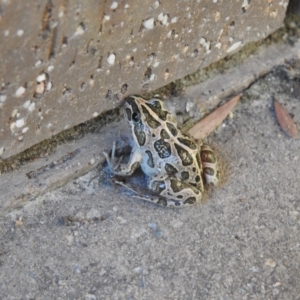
[1,63,300,298]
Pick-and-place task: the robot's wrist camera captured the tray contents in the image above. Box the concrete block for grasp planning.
[0,0,288,159]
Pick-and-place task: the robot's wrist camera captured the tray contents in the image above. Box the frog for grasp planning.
[103,96,220,207]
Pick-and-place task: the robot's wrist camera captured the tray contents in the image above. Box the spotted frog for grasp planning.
[104,96,220,207]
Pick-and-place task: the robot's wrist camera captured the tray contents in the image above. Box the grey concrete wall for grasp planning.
[0,0,288,159]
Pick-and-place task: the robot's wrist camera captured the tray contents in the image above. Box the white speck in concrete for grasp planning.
[154,1,160,8]
[125,4,129,9]
[47,65,54,72]
[0,95,7,103]
[58,9,64,18]
[28,102,36,112]
[107,53,116,65]
[75,24,85,35]
[23,100,31,108]
[18,135,24,141]
[157,13,168,26]
[227,41,242,53]
[11,109,18,117]
[93,112,99,117]
[46,81,52,91]
[4,30,9,36]
[171,17,178,23]
[16,118,25,128]
[35,60,42,67]
[65,235,74,246]
[199,37,210,52]
[0,147,4,156]
[22,127,29,133]
[215,42,221,49]
[36,73,46,82]
[15,86,25,97]
[104,15,110,21]
[16,29,24,36]
[153,61,159,68]
[110,1,118,10]
[150,74,155,81]
[10,122,15,131]
[143,18,155,29]
[242,0,250,10]
[89,158,96,165]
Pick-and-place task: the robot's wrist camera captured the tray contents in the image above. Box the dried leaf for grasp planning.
[274,99,298,138]
[188,94,241,139]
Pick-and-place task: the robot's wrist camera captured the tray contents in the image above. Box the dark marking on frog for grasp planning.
[141,105,161,129]
[165,163,178,174]
[133,123,146,146]
[184,197,196,204]
[154,139,171,158]
[145,100,168,121]
[156,198,167,206]
[151,180,166,194]
[201,149,217,163]
[160,128,170,139]
[145,150,154,168]
[174,143,193,166]
[177,137,197,150]
[181,171,189,180]
[166,122,178,136]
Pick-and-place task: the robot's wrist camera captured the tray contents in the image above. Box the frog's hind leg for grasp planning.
[200,144,220,186]
[146,174,203,207]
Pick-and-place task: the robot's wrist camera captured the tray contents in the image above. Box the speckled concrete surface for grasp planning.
[0,62,300,299]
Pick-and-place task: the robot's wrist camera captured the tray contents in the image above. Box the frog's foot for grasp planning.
[200,144,220,186]
[103,142,141,176]
[103,142,122,171]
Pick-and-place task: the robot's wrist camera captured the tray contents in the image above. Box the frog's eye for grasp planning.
[132,112,140,122]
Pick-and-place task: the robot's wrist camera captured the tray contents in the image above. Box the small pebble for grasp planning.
[15,118,25,128]
[15,86,25,97]
[107,53,116,65]
[16,29,24,36]
[0,95,7,103]
[110,1,118,9]
[143,18,155,29]
[265,258,276,268]
[36,73,46,82]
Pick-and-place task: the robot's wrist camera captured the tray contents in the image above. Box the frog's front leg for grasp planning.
[145,174,202,207]
[103,142,142,176]
[200,144,220,186]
